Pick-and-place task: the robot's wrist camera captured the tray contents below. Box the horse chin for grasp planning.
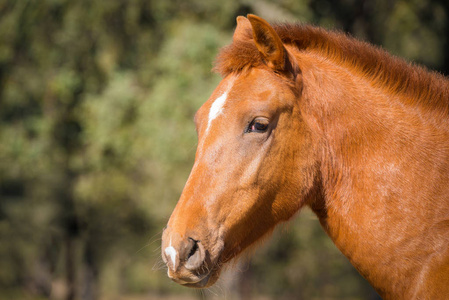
[180,269,220,288]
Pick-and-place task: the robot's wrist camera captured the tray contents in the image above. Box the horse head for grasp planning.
[161,15,318,288]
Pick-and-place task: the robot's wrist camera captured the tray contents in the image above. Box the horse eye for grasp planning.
[247,118,269,133]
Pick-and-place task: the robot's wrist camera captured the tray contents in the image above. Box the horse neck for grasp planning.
[298,51,449,298]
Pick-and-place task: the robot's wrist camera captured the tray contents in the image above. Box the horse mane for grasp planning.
[214,23,449,112]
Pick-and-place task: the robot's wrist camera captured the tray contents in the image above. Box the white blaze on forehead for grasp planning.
[207,91,228,131]
[206,77,236,133]
[164,239,177,269]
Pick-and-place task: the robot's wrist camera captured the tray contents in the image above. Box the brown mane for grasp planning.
[214,23,449,113]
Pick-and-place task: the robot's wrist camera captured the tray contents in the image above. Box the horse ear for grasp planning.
[247,14,287,71]
[233,16,252,42]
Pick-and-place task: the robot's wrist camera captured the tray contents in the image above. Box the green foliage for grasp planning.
[0,0,447,299]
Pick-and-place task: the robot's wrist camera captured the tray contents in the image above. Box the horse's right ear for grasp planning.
[247,14,289,72]
[233,16,252,42]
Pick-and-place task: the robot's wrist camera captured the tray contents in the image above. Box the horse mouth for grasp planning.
[180,273,212,288]
[178,247,239,288]
[172,262,221,289]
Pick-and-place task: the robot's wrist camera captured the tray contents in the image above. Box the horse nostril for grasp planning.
[185,237,204,270]
[187,238,199,260]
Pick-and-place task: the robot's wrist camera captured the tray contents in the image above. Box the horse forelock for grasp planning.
[213,38,262,76]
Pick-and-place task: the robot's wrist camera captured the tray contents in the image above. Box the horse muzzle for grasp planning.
[161,227,221,288]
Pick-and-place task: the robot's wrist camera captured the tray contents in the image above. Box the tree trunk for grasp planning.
[65,235,77,300]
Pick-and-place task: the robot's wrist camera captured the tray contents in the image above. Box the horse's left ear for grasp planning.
[233,16,252,42]
[247,14,289,72]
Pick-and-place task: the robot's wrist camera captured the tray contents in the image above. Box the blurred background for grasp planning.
[0,0,448,299]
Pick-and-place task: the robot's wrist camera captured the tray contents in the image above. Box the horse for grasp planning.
[161,14,449,299]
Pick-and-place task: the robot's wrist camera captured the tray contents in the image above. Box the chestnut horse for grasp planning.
[161,15,449,298]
